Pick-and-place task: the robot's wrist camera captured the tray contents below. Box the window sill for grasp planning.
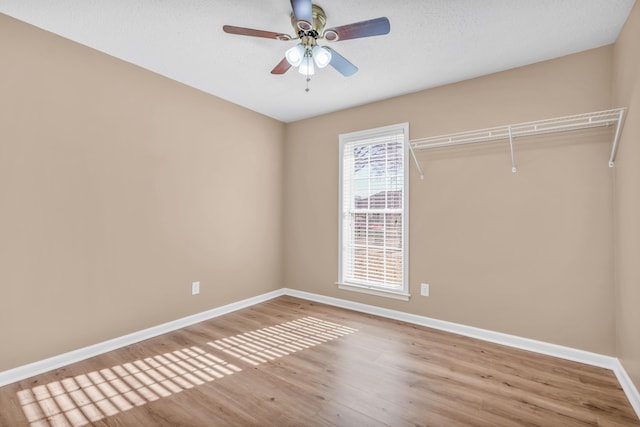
[336,282,410,301]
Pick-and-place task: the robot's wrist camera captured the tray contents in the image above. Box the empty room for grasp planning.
[1,0,639,425]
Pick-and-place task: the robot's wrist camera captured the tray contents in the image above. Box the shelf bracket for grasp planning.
[409,143,424,180]
[508,125,516,173]
[609,108,625,167]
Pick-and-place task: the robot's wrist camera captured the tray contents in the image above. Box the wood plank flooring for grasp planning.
[0,295,638,426]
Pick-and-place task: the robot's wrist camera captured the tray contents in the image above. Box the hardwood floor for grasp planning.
[0,295,638,426]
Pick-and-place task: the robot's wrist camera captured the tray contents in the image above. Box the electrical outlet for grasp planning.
[420,283,430,297]
[192,281,200,295]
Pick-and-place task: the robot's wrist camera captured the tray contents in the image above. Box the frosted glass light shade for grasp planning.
[285,44,305,67]
[298,54,315,75]
[312,45,332,68]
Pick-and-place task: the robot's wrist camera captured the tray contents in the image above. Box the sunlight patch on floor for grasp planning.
[18,346,240,427]
[17,316,357,426]
[207,316,358,366]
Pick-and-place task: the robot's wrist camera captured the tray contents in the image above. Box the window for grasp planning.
[338,123,409,301]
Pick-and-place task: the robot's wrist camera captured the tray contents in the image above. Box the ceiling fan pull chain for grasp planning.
[303,50,312,92]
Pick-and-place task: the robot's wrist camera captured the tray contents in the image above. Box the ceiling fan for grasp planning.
[223,0,390,82]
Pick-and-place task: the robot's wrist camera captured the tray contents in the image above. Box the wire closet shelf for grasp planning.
[408,108,626,179]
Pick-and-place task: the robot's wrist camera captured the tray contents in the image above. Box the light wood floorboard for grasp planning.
[0,296,638,426]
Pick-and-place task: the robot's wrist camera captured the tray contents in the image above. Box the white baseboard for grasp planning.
[2,286,639,421]
[613,359,640,418]
[282,288,640,420]
[0,289,285,388]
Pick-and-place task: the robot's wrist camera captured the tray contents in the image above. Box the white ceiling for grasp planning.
[0,0,635,123]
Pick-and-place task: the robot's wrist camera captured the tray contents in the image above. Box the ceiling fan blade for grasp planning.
[290,0,313,28]
[326,48,358,77]
[223,25,290,40]
[271,57,293,75]
[324,17,390,41]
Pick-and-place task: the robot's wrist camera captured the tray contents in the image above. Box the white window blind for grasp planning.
[339,123,409,299]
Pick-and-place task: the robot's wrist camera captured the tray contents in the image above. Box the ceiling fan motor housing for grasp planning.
[291,4,327,38]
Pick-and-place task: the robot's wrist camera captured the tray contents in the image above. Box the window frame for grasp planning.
[337,122,410,301]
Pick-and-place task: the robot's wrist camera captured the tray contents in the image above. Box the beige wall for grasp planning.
[284,46,616,355]
[613,1,640,390]
[0,14,285,371]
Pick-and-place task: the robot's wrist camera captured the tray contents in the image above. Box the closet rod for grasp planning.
[408,108,626,179]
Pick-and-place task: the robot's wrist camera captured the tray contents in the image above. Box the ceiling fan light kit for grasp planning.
[223,0,391,90]
[286,44,331,74]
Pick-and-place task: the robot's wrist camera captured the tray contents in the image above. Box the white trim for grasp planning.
[613,359,640,419]
[283,288,617,369]
[337,282,410,301]
[403,123,410,296]
[0,289,285,388]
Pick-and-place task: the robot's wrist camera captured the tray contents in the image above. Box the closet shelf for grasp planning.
[408,108,626,179]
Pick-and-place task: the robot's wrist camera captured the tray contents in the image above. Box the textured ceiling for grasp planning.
[0,0,635,122]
